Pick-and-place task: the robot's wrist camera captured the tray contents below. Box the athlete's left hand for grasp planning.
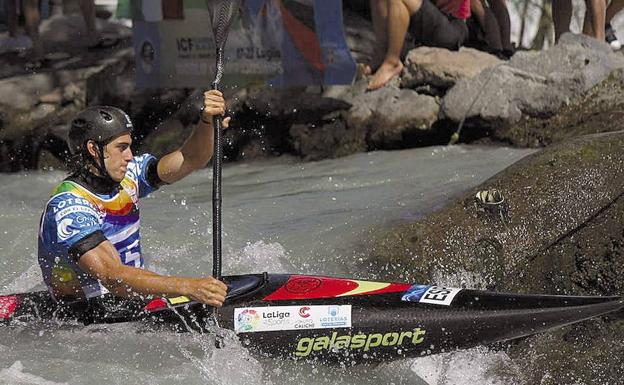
[201,90,230,129]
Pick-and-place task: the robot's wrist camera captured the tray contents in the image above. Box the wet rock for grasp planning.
[442,33,624,125]
[363,130,624,293]
[401,47,502,90]
[290,112,367,160]
[346,82,440,147]
[0,49,135,170]
[361,130,624,384]
[496,68,624,147]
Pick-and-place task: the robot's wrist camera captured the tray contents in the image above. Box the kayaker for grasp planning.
[37,90,229,307]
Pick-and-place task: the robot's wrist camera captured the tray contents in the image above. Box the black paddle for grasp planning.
[205,0,241,347]
[206,0,241,279]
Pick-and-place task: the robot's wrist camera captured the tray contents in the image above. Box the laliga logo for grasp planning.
[299,306,310,318]
[237,309,260,332]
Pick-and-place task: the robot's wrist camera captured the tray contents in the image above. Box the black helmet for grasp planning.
[67,106,133,180]
[68,106,133,155]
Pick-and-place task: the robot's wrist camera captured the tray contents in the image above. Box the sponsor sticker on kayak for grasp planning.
[402,285,462,306]
[0,296,18,319]
[234,305,352,333]
[294,328,426,357]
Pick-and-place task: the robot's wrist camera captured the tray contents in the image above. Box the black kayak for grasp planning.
[1,273,622,362]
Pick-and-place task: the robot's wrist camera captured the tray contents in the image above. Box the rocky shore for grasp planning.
[3,11,624,172]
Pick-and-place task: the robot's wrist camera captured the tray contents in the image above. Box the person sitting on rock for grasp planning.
[466,0,514,59]
[553,0,606,43]
[366,0,471,90]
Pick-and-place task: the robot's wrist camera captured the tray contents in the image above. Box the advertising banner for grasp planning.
[130,0,356,88]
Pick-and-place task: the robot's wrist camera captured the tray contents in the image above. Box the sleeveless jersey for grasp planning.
[38,154,159,299]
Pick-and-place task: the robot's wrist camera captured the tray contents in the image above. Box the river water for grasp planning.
[0,145,534,385]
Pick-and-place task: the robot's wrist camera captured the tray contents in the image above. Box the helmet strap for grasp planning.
[85,140,117,184]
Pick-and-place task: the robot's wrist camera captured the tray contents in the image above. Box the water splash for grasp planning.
[226,240,294,274]
[176,328,264,385]
[0,263,44,295]
[0,361,68,385]
[408,347,523,385]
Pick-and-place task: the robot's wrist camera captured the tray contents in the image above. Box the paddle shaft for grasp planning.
[211,48,224,279]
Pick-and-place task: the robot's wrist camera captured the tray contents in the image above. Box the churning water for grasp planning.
[0,145,534,385]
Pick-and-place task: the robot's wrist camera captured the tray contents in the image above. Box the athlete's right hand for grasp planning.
[185,277,228,307]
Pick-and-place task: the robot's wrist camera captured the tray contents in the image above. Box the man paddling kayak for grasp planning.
[37,91,229,306]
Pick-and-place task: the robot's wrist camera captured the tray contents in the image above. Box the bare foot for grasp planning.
[367,60,403,90]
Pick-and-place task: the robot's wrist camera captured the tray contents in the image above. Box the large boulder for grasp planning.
[362,130,624,293]
[290,111,367,161]
[494,68,624,147]
[401,47,502,91]
[360,129,624,384]
[442,33,624,125]
[343,81,441,148]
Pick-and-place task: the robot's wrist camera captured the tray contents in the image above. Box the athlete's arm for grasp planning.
[77,240,228,306]
[156,90,231,184]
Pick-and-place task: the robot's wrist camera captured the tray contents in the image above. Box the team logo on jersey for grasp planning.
[57,218,79,241]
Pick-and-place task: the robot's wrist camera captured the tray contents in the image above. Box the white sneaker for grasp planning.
[605,24,622,51]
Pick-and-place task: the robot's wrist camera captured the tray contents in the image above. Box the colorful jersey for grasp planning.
[38,154,159,299]
[436,0,471,20]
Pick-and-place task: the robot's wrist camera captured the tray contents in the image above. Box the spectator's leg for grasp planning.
[471,0,486,26]
[5,0,18,38]
[79,0,99,44]
[583,0,606,40]
[553,0,572,43]
[368,0,422,90]
[471,0,503,54]
[23,0,43,59]
[607,0,624,22]
[490,0,513,52]
[368,0,390,74]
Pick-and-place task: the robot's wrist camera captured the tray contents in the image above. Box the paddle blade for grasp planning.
[206,0,242,50]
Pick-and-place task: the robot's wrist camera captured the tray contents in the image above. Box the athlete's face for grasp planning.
[103,134,133,182]
[88,134,133,182]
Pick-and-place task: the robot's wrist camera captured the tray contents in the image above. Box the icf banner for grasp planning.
[128,0,356,89]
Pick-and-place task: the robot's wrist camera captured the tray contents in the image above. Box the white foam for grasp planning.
[0,263,44,295]
[176,329,265,385]
[0,362,68,385]
[409,347,521,385]
[226,240,293,274]
[432,267,491,290]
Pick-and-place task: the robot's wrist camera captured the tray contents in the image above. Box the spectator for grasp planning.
[79,0,118,49]
[1,0,43,60]
[366,0,471,90]
[467,0,514,59]
[553,0,606,43]
[605,0,624,49]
